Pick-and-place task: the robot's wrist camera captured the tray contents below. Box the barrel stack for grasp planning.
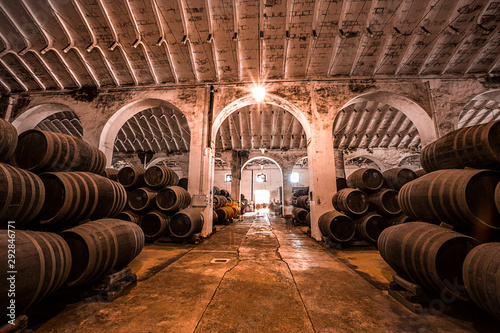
[325,167,415,245]
[378,120,500,319]
[213,186,239,224]
[117,165,198,242]
[0,128,145,323]
[291,188,310,226]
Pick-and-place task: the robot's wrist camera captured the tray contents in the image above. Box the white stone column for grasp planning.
[308,124,337,241]
[281,165,294,217]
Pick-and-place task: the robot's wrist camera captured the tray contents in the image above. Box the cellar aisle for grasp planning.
[35,215,485,333]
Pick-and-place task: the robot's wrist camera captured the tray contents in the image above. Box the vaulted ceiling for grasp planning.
[0,0,499,93]
[215,103,307,151]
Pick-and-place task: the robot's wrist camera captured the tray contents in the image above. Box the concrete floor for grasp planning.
[31,214,497,332]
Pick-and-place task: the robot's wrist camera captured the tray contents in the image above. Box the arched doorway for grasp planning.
[12,103,82,135]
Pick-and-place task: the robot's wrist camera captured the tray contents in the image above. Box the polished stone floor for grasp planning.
[33,214,497,332]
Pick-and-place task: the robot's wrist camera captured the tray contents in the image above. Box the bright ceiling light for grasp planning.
[252,86,266,102]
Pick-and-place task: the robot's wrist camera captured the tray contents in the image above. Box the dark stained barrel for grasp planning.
[38,172,127,227]
[156,186,191,212]
[354,212,390,244]
[60,219,144,287]
[368,188,401,216]
[0,163,45,228]
[216,206,235,221]
[332,188,368,215]
[388,214,414,226]
[382,168,417,190]
[463,243,500,320]
[398,169,500,242]
[0,230,71,320]
[169,208,204,239]
[141,210,170,242]
[296,195,310,210]
[318,211,355,242]
[421,120,500,172]
[347,168,384,192]
[102,168,119,181]
[128,187,157,211]
[213,195,228,209]
[11,130,105,174]
[378,222,478,300]
[305,212,310,227]
[292,207,309,223]
[0,118,17,162]
[220,189,230,198]
[117,166,146,188]
[336,177,348,191]
[213,186,221,196]
[144,165,179,188]
[115,210,142,224]
[178,177,188,190]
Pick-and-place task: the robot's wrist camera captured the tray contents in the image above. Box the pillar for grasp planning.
[334,149,345,178]
[187,87,213,237]
[281,164,294,217]
[308,124,337,241]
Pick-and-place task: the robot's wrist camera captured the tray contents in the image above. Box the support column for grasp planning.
[187,87,213,237]
[308,124,337,241]
[230,150,248,201]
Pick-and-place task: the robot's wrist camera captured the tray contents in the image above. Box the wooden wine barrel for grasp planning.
[128,187,157,211]
[354,212,390,244]
[156,186,191,212]
[296,195,310,210]
[336,177,348,191]
[115,210,142,224]
[11,129,105,174]
[305,212,310,227]
[220,189,230,197]
[496,182,500,214]
[169,208,204,239]
[216,206,235,221]
[463,243,500,320]
[292,207,309,223]
[213,195,228,209]
[141,210,170,242]
[117,166,146,188]
[378,222,478,300]
[0,163,45,228]
[144,165,179,188]
[0,118,18,162]
[347,168,384,192]
[318,211,355,242]
[38,172,127,227]
[398,169,500,242]
[178,177,188,190]
[102,168,119,181]
[368,188,401,216]
[332,188,368,215]
[213,186,221,196]
[421,120,500,172]
[0,230,71,318]
[388,214,413,226]
[61,219,144,287]
[382,168,417,190]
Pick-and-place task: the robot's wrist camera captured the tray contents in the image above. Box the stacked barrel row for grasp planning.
[115,165,202,241]
[322,167,417,245]
[0,122,144,324]
[291,188,310,226]
[213,186,239,223]
[379,120,500,320]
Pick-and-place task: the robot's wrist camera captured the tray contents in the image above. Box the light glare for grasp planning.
[252,86,266,102]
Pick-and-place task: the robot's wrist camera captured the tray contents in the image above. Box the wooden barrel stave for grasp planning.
[318,211,355,242]
[378,222,478,300]
[156,186,191,212]
[117,166,146,188]
[115,210,142,224]
[347,168,384,192]
[382,168,417,190]
[368,188,401,216]
[144,166,179,188]
[354,212,390,244]
[332,188,368,215]
[0,118,18,162]
[0,163,45,228]
[141,211,170,242]
[128,187,157,211]
[169,208,204,239]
